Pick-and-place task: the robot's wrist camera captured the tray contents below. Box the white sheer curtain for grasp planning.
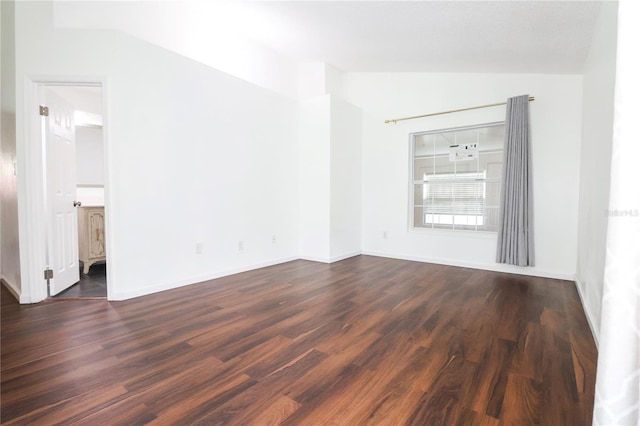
[593,0,640,424]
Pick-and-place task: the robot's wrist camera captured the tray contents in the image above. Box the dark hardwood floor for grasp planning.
[0,256,597,425]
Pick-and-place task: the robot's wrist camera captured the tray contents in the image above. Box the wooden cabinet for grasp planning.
[78,206,105,274]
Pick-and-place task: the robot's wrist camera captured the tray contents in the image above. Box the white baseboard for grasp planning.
[109,256,298,301]
[361,250,576,281]
[1,276,31,304]
[573,275,600,349]
[113,252,364,300]
[298,255,331,263]
[329,251,362,263]
[299,251,361,264]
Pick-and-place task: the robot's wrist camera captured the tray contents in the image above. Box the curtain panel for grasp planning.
[593,0,640,424]
[496,94,534,266]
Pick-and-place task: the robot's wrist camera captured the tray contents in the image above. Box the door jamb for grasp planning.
[21,76,112,302]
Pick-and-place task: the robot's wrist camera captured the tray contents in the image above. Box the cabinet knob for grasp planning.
[73,201,82,207]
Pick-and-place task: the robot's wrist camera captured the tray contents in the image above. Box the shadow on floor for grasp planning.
[53,263,107,299]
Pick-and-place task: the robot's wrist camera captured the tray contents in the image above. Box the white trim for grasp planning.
[361,250,576,281]
[299,251,362,264]
[573,275,600,349]
[19,76,110,304]
[409,226,497,239]
[19,78,47,303]
[298,255,331,264]
[329,251,361,263]
[109,256,298,301]
[99,78,115,302]
[1,277,30,304]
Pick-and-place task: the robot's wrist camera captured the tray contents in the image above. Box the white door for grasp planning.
[44,88,80,295]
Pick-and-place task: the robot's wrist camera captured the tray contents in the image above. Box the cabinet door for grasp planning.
[88,210,105,258]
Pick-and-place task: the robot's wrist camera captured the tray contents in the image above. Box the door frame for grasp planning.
[21,76,113,302]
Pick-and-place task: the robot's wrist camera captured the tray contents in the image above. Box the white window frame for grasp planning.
[409,121,505,234]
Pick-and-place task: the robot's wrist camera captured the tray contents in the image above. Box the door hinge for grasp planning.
[39,105,49,116]
[44,268,53,280]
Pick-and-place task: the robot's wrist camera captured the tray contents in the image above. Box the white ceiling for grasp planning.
[228,1,606,73]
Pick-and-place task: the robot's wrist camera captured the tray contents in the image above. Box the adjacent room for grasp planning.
[1,1,638,424]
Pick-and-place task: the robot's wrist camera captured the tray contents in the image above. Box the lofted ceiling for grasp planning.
[225,0,606,74]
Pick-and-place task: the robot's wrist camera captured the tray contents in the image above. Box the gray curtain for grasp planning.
[496,94,534,266]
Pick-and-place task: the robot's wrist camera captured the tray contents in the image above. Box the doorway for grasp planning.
[40,84,108,299]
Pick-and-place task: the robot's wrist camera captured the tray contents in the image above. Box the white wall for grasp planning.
[75,126,104,186]
[0,0,22,299]
[52,1,298,99]
[298,63,330,101]
[49,86,102,115]
[6,1,609,304]
[340,72,584,279]
[297,62,344,101]
[297,62,364,263]
[298,95,331,261]
[575,2,619,344]
[14,1,299,301]
[330,96,362,261]
[298,93,363,263]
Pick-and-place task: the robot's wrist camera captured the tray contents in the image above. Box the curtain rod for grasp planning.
[384,96,535,124]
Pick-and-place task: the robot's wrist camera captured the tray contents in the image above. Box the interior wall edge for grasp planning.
[1,277,28,304]
[574,274,600,349]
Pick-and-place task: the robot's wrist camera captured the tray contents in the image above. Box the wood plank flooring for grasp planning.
[0,256,598,425]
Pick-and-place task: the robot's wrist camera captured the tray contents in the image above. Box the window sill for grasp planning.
[409,226,498,239]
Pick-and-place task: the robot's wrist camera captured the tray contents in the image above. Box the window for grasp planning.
[410,122,505,232]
